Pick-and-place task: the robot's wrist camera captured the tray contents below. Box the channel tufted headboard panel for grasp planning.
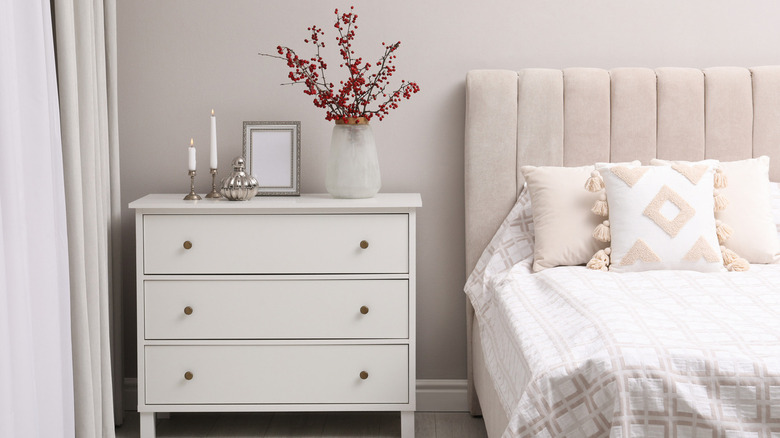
[465,66,780,275]
[463,66,780,414]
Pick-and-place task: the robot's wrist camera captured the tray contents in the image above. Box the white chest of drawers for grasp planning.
[130,193,421,437]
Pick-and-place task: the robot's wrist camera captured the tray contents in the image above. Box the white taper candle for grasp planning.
[188,138,196,171]
[210,109,217,169]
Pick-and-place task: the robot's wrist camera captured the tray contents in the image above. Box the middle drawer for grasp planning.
[144,279,408,340]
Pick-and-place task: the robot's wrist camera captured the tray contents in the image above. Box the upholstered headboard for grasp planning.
[463,66,780,413]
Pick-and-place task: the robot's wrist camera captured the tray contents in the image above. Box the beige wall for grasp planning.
[117,0,780,380]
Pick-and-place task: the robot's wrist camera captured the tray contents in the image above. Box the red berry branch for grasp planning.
[260,6,420,123]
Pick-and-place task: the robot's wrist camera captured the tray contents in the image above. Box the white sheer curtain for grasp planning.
[0,0,76,437]
[53,0,121,435]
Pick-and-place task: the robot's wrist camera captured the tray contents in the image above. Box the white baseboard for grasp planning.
[415,379,468,412]
[123,378,467,412]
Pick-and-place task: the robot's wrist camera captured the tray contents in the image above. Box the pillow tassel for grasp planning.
[727,257,750,272]
[591,194,609,217]
[584,171,605,192]
[720,245,739,265]
[715,220,734,243]
[593,220,611,242]
[713,190,729,211]
[714,168,728,189]
[586,247,611,271]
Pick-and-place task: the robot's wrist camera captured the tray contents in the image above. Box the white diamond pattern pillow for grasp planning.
[653,157,780,264]
[599,164,725,272]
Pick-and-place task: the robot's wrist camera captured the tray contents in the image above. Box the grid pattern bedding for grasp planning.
[465,192,780,437]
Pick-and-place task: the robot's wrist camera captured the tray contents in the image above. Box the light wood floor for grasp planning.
[115,411,488,438]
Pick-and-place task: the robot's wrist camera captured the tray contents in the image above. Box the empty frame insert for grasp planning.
[242,121,301,196]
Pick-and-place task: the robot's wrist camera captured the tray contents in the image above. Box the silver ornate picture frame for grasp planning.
[242,121,301,196]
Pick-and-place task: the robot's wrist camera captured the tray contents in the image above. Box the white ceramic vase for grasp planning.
[326,117,381,198]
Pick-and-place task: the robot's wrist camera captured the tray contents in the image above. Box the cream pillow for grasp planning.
[520,165,605,271]
[771,182,780,239]
[652,157,780,264]
[597,164,725,272]
[718,157,779,263]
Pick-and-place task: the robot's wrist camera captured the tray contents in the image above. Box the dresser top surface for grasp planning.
[129,193,422,211]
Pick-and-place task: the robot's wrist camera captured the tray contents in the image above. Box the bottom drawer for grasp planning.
[144,345,409,405]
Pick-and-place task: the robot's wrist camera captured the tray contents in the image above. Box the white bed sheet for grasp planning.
[465,192,780,437]
[474,316,511,437]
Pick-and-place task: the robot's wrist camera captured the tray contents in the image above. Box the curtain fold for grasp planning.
[0,0,75,437]
[53,0,121,435]
[105,0,125,425]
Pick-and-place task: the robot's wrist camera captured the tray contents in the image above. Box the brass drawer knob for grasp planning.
[359,371,369,380]
[183,306,193,315]
[184,371,193,380]
[360,306,369,315]
[183,241,192,250]
[359,240,369,249]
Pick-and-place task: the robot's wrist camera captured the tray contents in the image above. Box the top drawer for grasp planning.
[143,214,408,274]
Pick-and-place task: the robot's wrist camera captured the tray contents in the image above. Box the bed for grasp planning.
[463,67,780,437]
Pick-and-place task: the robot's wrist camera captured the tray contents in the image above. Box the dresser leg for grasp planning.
[401,411,414,437]
[140,412,156,438]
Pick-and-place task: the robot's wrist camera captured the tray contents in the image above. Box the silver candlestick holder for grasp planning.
[204,168,222,198]
[183,170,202,200]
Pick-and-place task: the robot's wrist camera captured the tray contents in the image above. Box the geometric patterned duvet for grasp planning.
[465,191,780,438]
